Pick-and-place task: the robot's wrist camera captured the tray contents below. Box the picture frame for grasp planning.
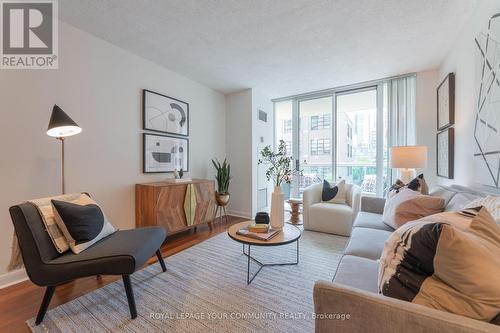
[143,133,189,173]
[436,128,454,179]
[143,89,189,137]
[437,73,455,130]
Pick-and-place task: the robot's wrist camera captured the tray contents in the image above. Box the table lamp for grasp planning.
[389,146,427,184]
[47,105,82,194]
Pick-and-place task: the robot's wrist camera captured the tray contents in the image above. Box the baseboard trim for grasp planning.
[0,268,28,289]
[227,210,252,219]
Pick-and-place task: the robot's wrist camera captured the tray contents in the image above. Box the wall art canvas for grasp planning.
[143,89,189,136]
[437,73,455,130]
[143,133,189,173]
[437,128,454,179]
[474,13,500,188]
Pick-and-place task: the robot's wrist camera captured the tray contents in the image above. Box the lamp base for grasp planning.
[400,169,415,184]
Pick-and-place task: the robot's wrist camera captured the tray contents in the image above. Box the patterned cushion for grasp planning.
[322,179,346,204]
[382,188,444,229]
[465,196,500,224]
[387,174,429,198]
[29,193,85,253]
[52,194,116,254]
[379,207,500,322]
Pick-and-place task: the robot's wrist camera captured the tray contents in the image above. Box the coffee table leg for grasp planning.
[296,239,299,264]
[247,245,251,284]
[242,240,300,285]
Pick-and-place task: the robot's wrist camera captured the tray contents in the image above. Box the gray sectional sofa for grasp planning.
[313,185,500,333]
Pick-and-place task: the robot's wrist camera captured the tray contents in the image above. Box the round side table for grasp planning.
[287,198,303,225]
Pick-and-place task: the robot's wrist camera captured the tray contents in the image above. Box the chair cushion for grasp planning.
[47,227,166,283]
[51,195,116,254]
[333,255,379,293]
[307,202,353,236]
[353,212,394,231]
[344,227,392,260]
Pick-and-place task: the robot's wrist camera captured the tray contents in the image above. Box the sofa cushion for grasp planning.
[445,192,483,212]
[344,227,392,260]
[383,188,444,229]
[333,255,379,293]
[353,212,394,231]
[429,186,457,206]
[308,202,353,236]
[379,207,500,322]
[465,196,500,224]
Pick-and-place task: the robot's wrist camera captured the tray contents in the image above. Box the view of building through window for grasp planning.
[298,97,333,192]
[336,89,381,194]
[274,85,390,197]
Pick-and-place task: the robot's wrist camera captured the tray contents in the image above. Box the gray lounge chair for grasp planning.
[9,201,167,325]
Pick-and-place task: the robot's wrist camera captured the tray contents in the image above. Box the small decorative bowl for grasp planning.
[255,212,270,224]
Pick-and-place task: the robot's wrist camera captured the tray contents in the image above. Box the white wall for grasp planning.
[415,69,439,188]
[438,0,500,188]
[0,21,226,280]
[225,89,253,217]
[225,88,273,218]
[251,89,274,216]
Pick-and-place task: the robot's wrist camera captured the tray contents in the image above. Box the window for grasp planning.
[310,139,331,155]
[346,144,353,158]
[273,74,415,198]
[284,140,292,154]
[310,114,331,130]
[283,119,292,133]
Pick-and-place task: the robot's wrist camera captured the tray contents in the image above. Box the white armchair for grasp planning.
[303,182,361,236]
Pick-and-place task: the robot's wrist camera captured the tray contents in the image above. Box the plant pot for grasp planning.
[270,186,284,230]
[215,192,230,206]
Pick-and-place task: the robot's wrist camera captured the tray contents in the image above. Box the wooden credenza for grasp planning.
[136,179,217,235]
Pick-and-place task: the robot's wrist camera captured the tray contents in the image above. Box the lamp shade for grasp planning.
[46,105,82,137]
[390,146,427,169]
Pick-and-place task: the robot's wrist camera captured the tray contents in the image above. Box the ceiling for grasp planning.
[59,0,478,98]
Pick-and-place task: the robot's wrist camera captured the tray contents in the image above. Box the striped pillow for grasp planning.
[465,196,500,224]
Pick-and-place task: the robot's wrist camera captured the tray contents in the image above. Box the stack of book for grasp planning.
[236,224,280,241]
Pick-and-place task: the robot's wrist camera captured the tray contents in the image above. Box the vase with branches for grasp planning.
[258,140,303,229]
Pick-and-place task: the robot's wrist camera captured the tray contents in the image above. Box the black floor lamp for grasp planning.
[46,105,82,194]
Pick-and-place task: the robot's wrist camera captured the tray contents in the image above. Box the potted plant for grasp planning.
[258,140,302,229]
[212,158,231,207]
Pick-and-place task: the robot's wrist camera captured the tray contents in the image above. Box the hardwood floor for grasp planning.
[0,216,247,333]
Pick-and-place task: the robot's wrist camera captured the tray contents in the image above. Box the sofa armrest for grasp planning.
[313,281,497,333]
[303,182,323,229]
[349,185,361,221]
[360,196,385,214]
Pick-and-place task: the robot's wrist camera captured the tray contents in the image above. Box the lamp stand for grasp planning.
[58,137,65,194]
[400,168,415,184]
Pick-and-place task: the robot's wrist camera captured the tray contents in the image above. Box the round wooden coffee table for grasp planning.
[228,221,301,284]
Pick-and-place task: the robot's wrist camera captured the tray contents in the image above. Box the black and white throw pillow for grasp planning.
[322,179,346,204]
[387,174,429,198]
[51,194,116,254]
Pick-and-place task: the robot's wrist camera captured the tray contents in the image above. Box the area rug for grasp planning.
[28,230,347,333]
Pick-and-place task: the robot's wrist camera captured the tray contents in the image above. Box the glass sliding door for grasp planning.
[335,87,387,196]
[298,96,333,195]
[274,100,294,200]
[274,80,393,198]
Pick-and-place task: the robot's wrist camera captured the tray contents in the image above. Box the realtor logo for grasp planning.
[1,0,58,69]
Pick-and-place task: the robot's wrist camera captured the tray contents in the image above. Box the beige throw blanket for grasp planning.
[7,193,83,271]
